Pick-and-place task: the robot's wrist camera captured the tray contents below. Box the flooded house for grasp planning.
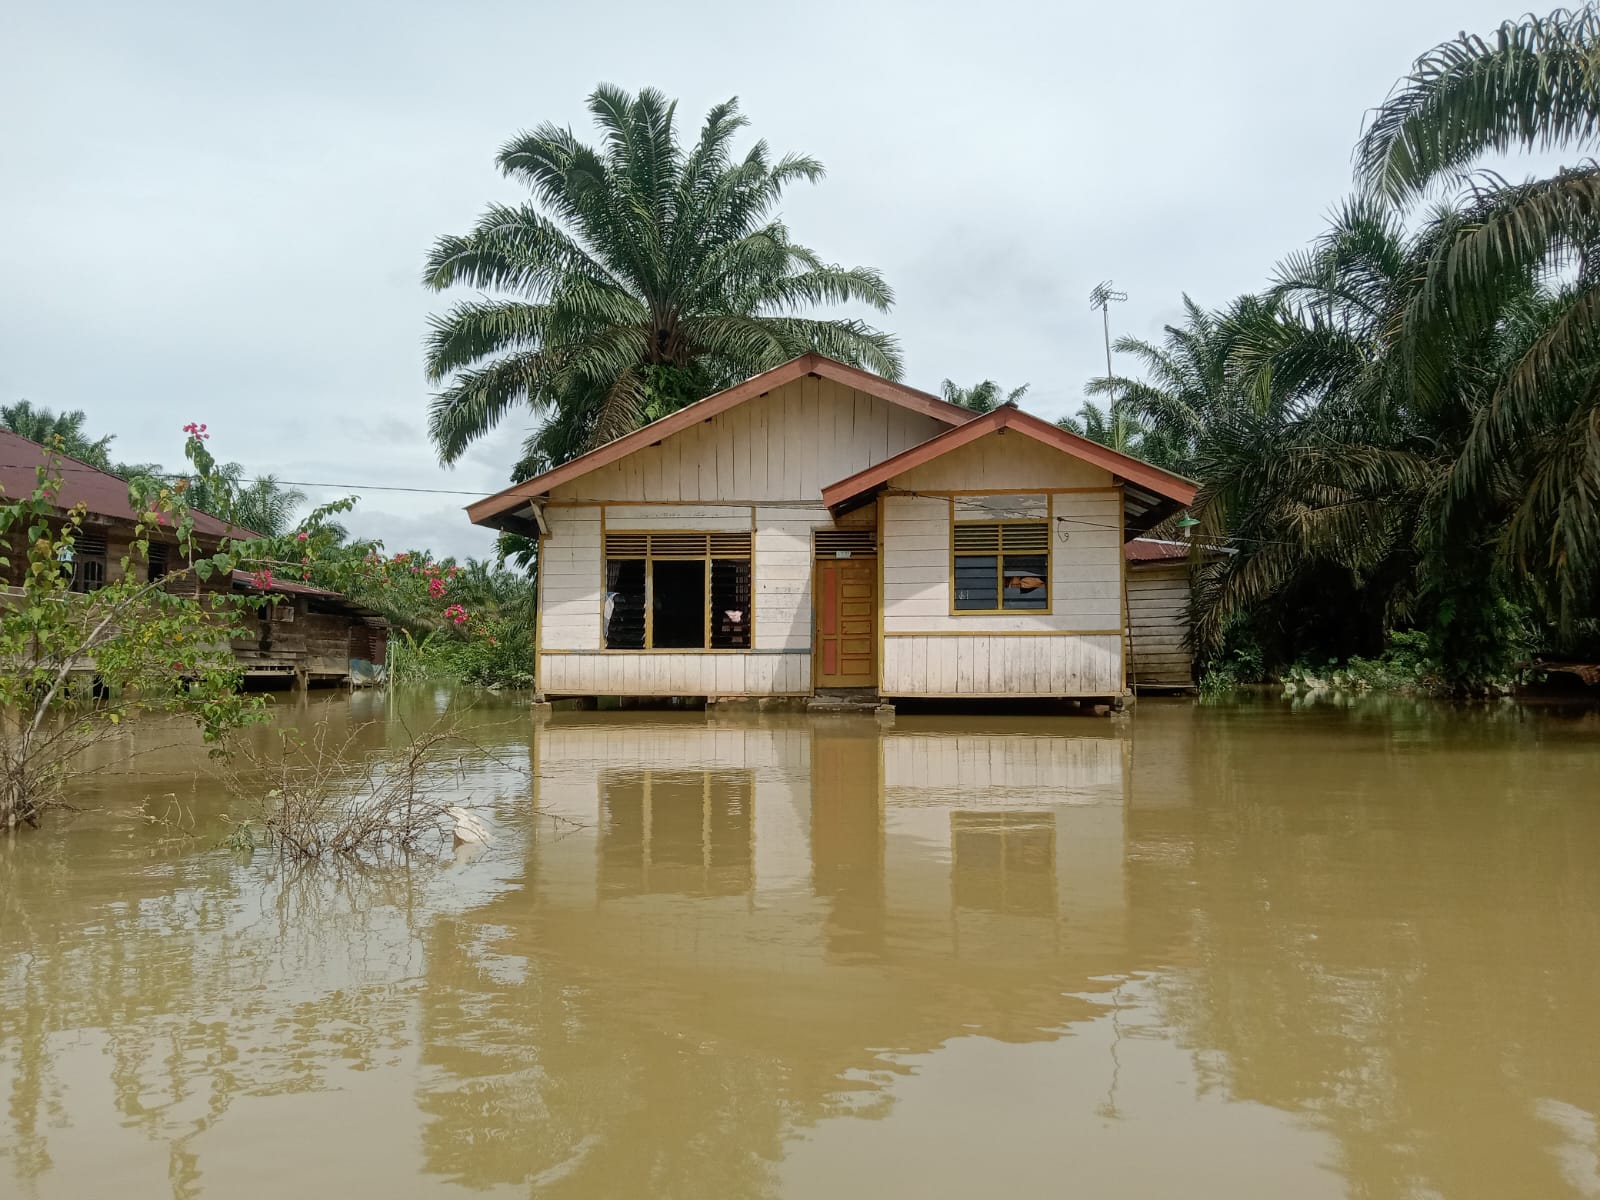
[466,354,1197,707]
[0,429,386,689]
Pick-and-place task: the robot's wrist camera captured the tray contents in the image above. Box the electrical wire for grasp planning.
[0,461,492,497]
[1,462,1313,549]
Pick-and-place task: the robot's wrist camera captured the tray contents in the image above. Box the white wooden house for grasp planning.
[467,355,1197,705]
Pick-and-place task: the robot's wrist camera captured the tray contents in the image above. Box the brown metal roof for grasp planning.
[1125,538,1192,562]
[820,405,1200,515]
[466,354,977,529]
[231,571,387,622]
[0,429,256,539]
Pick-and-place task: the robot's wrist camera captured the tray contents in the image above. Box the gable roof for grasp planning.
[0,429,251,539]
[820,404,1199,524]
[466,354,976,529]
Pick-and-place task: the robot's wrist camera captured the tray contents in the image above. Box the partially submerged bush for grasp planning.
[229,720,486,861]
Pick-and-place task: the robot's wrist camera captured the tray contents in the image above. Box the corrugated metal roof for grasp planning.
[1125,538,1192,562]
[231,571,388,623]
[0,429,254,539]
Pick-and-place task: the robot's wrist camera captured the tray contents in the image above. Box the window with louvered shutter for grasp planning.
[602,532,753,649]
[71,532,108,594]
[952,520,1049,612]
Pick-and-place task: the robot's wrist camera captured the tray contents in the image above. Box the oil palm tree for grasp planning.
[1,401,115,470]
[939,379,1028,413]
[1356,8,1600,621]
[423,85,901,467]
[182,463,307,536]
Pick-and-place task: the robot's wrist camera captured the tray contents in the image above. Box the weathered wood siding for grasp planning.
[877,436,1125,697]
[1127,562,1193,689]
[551,375,948,503]
[880,634,1122,697]
[535,375,945,697]
[229,598,372,679]
[540,651,811,697]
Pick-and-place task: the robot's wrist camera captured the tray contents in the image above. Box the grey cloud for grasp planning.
[1,0,1536,560]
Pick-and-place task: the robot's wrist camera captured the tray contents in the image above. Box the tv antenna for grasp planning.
[1088,281,1127,386]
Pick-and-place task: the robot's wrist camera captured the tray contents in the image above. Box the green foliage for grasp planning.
[2,401,116,471]
[1197,618,1267,697]
[176,462,309,536]
[940,379,1028,414]
[343,553,537,689]
[423,85,902,470]
[0,439,272,831]
[1121,13,1600,691]
[388,623,535,689]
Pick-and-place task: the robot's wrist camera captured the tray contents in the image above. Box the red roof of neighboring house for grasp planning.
[0,429,254,539]
[231,570,387,622]
[466,354,977,528]
[230,570,344,599]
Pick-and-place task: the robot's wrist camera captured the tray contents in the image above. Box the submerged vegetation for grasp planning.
[1093,10,1600,692]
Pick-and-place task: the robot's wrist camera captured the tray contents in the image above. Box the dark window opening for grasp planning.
[651,559,705,649]
[72,533,108,594]
[147,543,169,582]
[601,532,753,650]
[1001,553,1049,610]
[710,559,751,649]
[604,559,646,649]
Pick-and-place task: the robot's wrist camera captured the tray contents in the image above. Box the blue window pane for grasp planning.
[954,555,998,610]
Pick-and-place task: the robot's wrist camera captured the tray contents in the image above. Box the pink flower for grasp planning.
[296,531,308,542]
[427,577,446,599]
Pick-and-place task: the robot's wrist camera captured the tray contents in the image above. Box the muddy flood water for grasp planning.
[2,691,1599,1199]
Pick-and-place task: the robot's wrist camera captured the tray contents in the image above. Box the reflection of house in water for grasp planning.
[951,812,1057,916]
[529,716,1130,968]
[414,714,1145,1194]
[599,770,755,897]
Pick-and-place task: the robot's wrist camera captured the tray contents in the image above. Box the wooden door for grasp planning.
[814,557,877,687]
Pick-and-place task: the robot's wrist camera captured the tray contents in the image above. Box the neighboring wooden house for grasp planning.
[230,573,390,690]
[1124,539,1196,692]
[0,429,386,689]
[0,428,245,591]
[468,355,1197,707]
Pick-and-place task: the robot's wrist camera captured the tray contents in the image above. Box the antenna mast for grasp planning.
[1088,280,1128,387]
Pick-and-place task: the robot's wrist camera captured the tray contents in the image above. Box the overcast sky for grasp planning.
[0,1,1538,559]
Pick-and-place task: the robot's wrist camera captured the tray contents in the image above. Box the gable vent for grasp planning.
[813,528,877,558]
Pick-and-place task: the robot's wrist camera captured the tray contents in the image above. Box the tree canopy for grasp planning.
[424,85,902,476]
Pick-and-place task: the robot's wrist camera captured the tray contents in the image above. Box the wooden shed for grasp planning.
[1124,539,1196,691]
[466,355,1198,708]
[229,574,389,689]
